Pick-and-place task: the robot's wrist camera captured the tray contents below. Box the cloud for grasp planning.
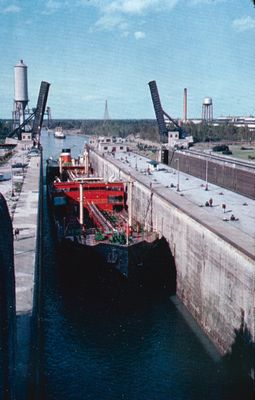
[81,0,226,36]
[134,31,145,39]
[2,5,21,13]
[43,0,63,15]
[86,0,178,33]
[233,16,255,32]
[104,0,178,15]
[94,13,125,30]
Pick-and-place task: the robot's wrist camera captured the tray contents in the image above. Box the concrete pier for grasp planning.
[12,153,41,398]
[13,154,40,314]
[0,142,42,399]
[91,149,255,355]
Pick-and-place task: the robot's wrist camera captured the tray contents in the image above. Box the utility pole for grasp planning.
[205,158,208,191]
[176,158,180,191]
[79,183,84,225]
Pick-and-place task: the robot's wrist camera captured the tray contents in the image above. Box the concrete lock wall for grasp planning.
[168,150,255,199]
[91,151,255,355]
[0,194,16,400]
[13,149,43,399]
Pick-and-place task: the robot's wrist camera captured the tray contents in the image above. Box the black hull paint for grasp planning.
[57,236,176,294]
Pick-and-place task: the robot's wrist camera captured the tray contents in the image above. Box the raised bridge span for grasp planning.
[90,148,255,356]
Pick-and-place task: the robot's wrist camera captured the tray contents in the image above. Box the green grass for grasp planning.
[229,145,255,161]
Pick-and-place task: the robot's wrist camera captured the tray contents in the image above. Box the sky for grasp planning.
[0,0,254,119]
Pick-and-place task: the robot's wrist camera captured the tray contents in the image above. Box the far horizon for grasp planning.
[3,114,255,123]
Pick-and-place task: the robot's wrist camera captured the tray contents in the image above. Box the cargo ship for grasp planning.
[46,146,175,285]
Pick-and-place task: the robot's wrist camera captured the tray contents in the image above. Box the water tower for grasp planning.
[12,59,29,129]
[202,97,213,121]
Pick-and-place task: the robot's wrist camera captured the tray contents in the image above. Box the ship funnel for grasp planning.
[60,148,71,165]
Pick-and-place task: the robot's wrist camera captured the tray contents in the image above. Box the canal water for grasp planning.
[39,131,252,400]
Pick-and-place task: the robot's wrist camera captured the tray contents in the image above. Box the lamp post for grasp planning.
[205,157,208,191]
[11,165,14,197]
[176,158,180,191]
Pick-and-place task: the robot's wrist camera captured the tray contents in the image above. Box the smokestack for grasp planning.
[183,88,187,123]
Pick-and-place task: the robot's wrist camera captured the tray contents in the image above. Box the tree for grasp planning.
[0,120,12,142]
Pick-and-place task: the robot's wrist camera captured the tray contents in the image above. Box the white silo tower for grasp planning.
[13,59,29,128]
[202,97,213,121]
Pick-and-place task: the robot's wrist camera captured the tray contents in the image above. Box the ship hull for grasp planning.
[54,134,66,139]
[56,235,176,293]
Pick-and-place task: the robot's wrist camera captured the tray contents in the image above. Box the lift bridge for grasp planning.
[8,81,50,142]
[148,80,187,142]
